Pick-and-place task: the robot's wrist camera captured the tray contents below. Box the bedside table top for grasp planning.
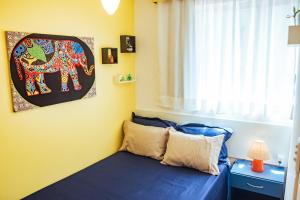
[231,159,285,183]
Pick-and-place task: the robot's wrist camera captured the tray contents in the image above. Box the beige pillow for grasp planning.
[120,121,169,160]
[161,129,224,175]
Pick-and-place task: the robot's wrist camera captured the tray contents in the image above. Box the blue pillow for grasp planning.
[176,123,233,164]
[132,112,177,128]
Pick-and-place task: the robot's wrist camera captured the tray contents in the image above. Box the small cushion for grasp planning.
[176,123,233,164]
[161,129,224,175]
[132,112,177,128]
[120,121,169,160]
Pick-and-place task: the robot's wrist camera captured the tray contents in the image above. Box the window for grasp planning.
[158,0,296,123]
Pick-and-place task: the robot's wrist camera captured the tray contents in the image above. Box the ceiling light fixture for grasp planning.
[101,0,120,15]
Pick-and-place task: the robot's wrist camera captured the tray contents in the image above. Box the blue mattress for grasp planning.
[23,152,229,200]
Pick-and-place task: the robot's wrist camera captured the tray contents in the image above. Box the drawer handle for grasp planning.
[246,183,264,189]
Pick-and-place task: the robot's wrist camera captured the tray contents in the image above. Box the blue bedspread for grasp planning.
[23,152,229,200]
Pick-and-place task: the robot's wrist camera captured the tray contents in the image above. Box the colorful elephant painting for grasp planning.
[7,32,96,112]
[13,38,95,96]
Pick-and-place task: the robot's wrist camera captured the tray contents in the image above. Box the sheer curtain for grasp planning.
[158,0,296,123]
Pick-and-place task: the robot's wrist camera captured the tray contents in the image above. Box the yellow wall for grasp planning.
[0,0,135,199]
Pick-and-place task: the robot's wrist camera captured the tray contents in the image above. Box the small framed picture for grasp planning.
[120,35,136,53]
[102,48,118,64]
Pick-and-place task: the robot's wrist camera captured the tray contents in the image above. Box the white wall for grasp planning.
[135,0,292,166]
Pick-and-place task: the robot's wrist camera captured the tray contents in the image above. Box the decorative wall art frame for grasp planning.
[6,31,96,112]
[102,48,118,64]
[120,35,136,53]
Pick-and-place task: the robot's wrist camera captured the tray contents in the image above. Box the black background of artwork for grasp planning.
[10,33,95,108]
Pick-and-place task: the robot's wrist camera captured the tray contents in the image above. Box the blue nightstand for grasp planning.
[230,160,286,200]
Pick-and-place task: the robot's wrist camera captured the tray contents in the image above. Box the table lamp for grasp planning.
[248,140,270,172]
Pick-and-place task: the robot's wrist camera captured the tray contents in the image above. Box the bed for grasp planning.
[23,151,229,200]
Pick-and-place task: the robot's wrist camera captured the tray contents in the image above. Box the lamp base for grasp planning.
[251,159,264,172]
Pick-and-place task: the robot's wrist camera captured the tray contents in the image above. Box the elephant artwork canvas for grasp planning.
[6,31,96,112]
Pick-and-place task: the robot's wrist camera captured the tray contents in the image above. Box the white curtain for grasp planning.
[158,0,296,123]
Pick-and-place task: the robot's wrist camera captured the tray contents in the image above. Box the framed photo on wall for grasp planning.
[120,35,136,53]
[102,48,118,64]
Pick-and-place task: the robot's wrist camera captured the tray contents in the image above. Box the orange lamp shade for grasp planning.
[248,140,270,173]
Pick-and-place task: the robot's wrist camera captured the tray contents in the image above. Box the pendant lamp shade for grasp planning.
[101,0,120,15]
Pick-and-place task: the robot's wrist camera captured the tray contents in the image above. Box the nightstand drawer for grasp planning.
[231,173,283,198]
